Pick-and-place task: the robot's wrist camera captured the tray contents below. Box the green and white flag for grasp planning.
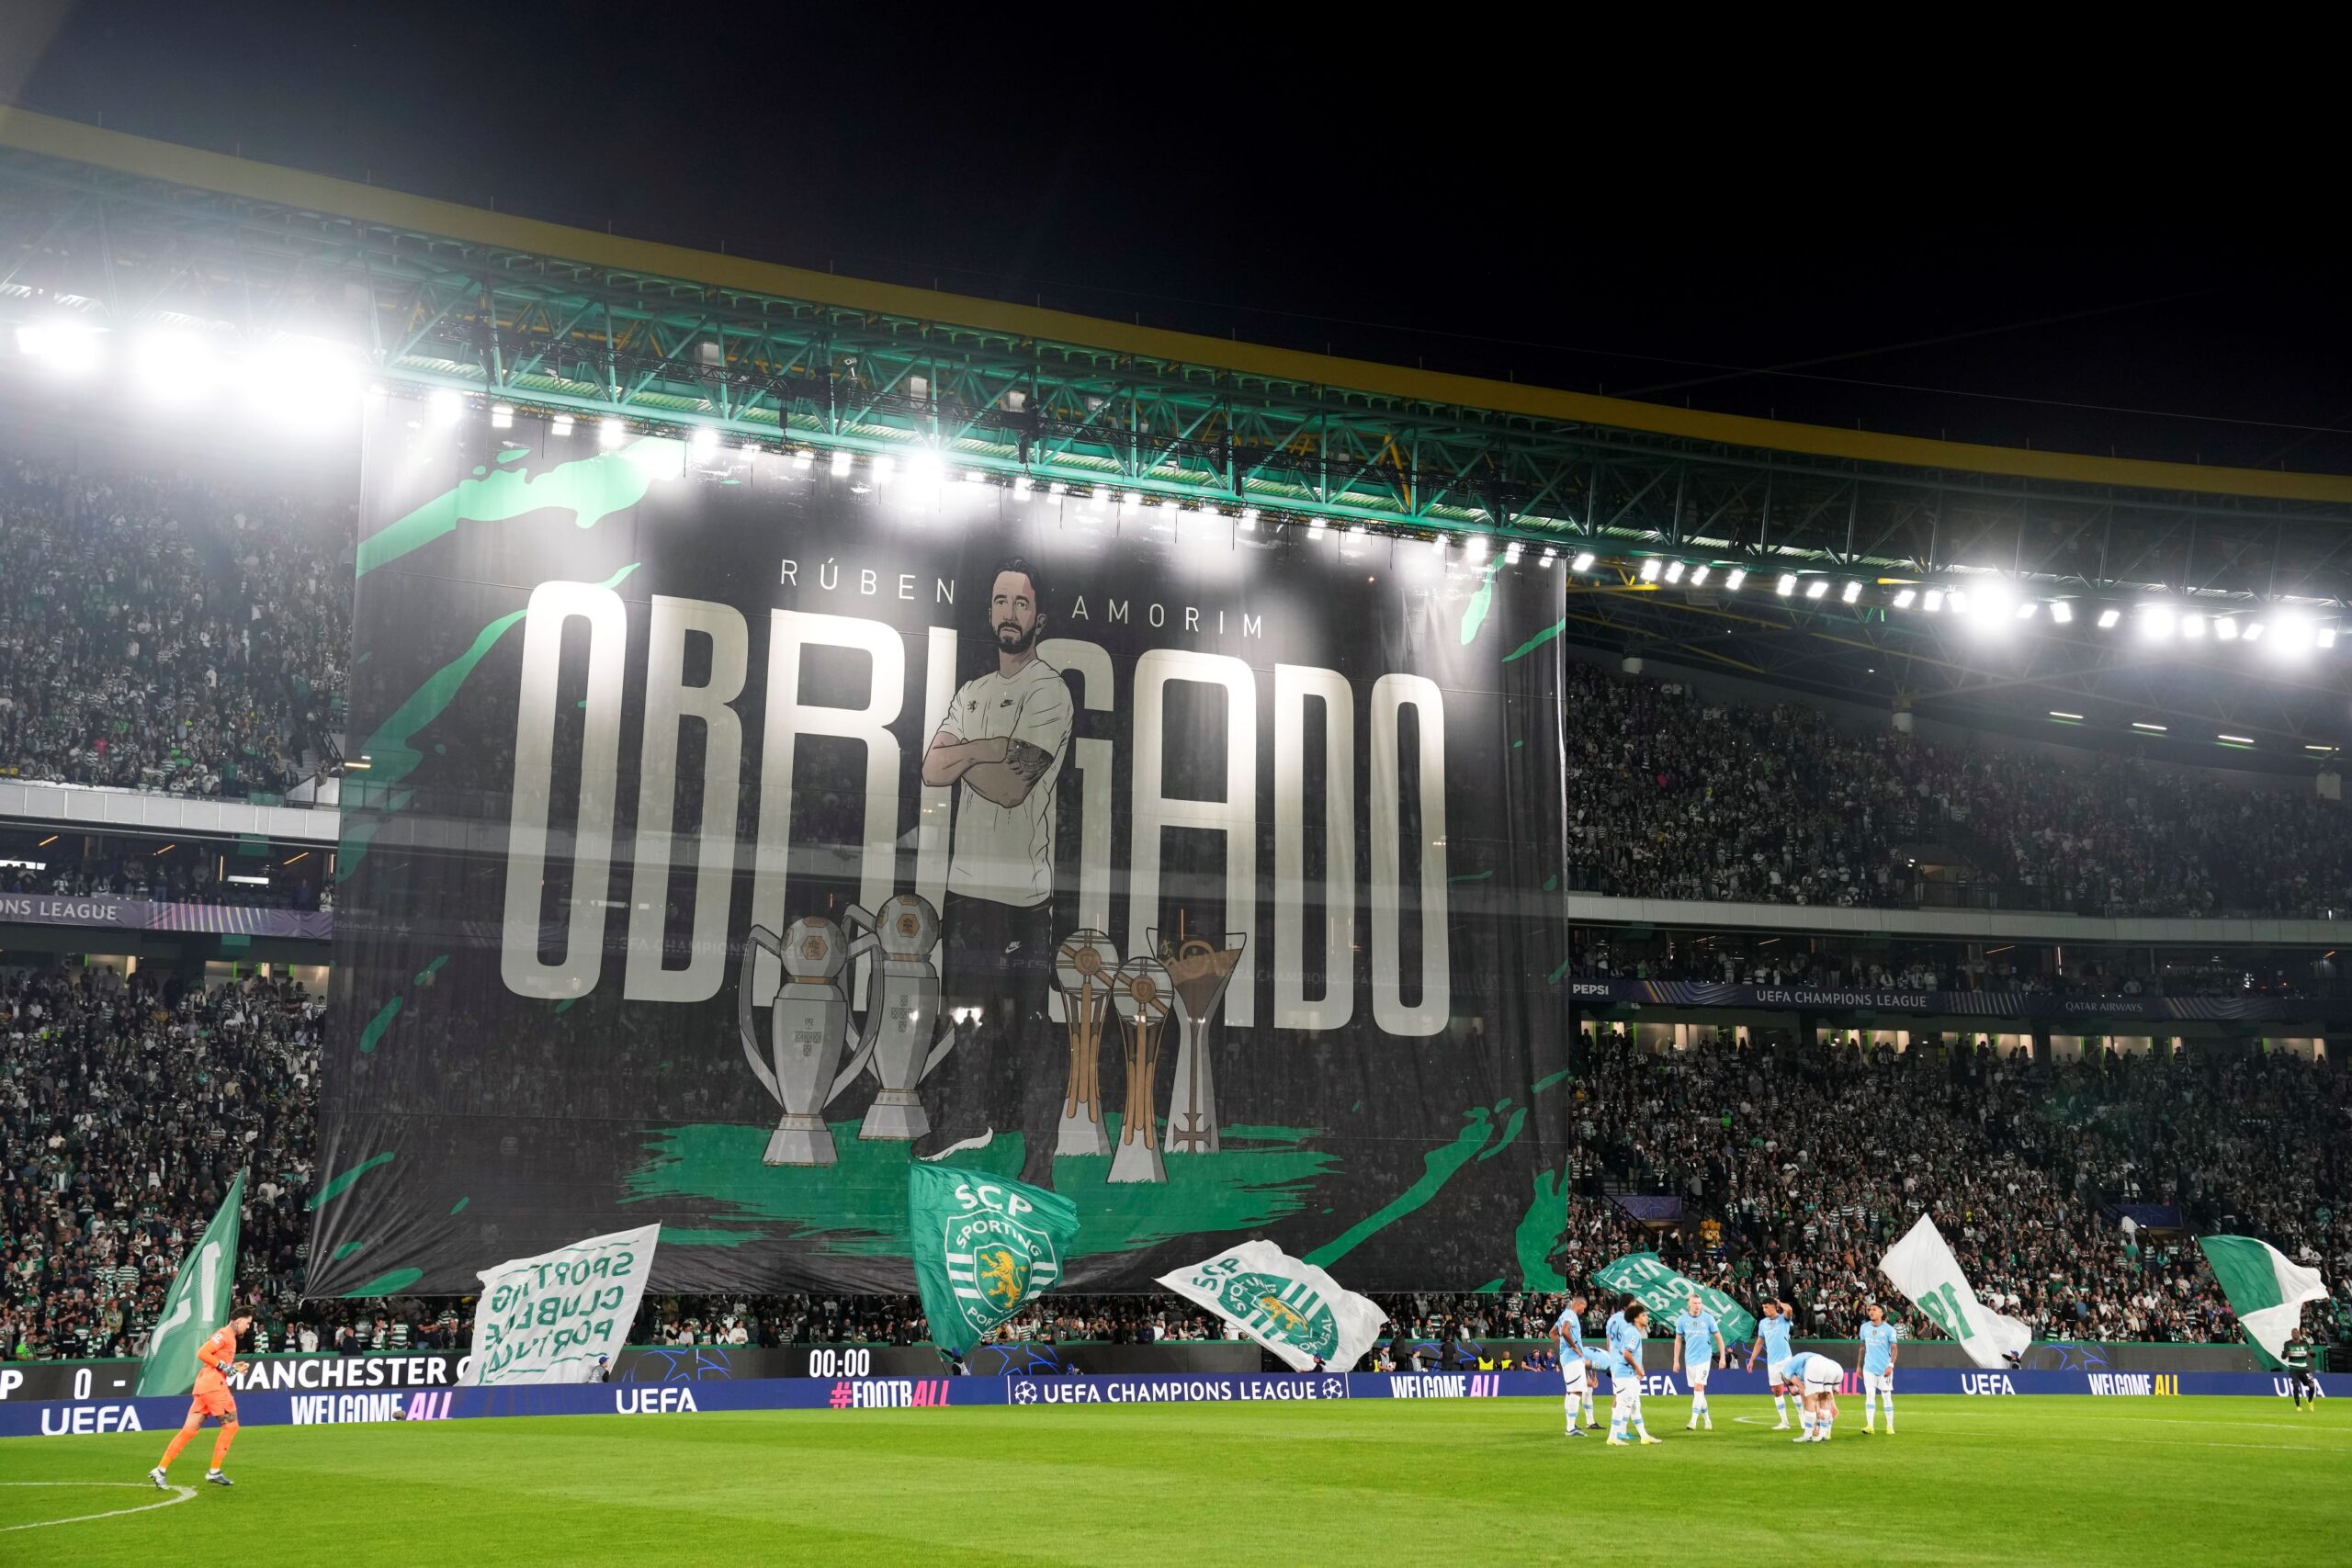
[908,1166,1078,1351]
[462,1224,662,1385]
[2198,1235,2327,1369]
[1878,1213,2031,1370]
[138,1170,243,1396]
[1589,1251,1756,1348]
[1158,1240,1386,1372]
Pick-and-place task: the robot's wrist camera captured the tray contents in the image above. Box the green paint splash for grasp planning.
[414,956,450,986]
[1514,1169,1569,1289]
[1546,954,1572,986]
[341,1268,424,1299]
[626,1119,1334,1260]
[1502,617,1566,663]
[331,1240,367,1262]
[448,1197,470,1214]
[1476,1104,1529,1160]
[357,438,679,576]
[1447,869,1495,884]
[311,1151,396,1209]
[341,562,639,878]
[1306,1108,1493,1268]
[1458,562,1499,645]
[356,996,402,1055]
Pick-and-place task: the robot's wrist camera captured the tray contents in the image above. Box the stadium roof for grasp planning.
[2,107,2348,761]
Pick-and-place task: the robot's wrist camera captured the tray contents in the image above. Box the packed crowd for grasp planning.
[1562,661,2352,918]
[1571,933,2331,1000]
[1,968,321,1361]
[1566,1030,2351,1345]
[0,840,331,912]
[0,452,349,802]
[3,958,2344,1362]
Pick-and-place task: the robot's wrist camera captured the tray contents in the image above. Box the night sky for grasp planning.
[7,3,2346,472]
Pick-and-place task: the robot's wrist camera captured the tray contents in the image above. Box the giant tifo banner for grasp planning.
[309,411,1572,1296]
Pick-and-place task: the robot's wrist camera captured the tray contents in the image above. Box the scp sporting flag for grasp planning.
[138,1170,243,1396]
[1158,1240,1386,1372]
[908,1166,1078,1352]
[1589,1251,1757,1347]
[1878,1213,2031,1370]
[2198,1235,2327,1369]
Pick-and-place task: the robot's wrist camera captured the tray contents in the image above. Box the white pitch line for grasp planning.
[0,1480,198,1532]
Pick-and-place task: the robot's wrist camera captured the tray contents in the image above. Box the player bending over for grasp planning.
[1783,1349,1845,1443]
[1859,1303,1899,1434]
[152,1307,253,1489]
[1747,1299,1797,1430]
[1603,1297,1663,1447]
[1669,1291,1726,1431]
[1554,1292,1600,1435]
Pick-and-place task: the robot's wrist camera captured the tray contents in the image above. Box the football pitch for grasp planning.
[4,1396,2340,1565]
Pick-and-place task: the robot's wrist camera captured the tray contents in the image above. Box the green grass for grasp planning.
[4,1396,2343,1565]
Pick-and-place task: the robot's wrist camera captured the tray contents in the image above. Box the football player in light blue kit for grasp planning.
[1746,1299,1797,1429]
[1668,1291,1727,1431]
[1783,1349,1845,1441]
[1859,1302,1899,1434]
[1602,1297,1663,1447]
[1553,1292,1600,1435]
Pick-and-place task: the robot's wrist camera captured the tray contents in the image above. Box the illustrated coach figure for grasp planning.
[917,558,1073,1179]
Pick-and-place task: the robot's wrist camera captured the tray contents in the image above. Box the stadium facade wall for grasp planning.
[0,893,331,940]
[1568,978,2346,1022]
[0,780,334,842]
[1561,894,2350,948]
[5,1369,2341,1438]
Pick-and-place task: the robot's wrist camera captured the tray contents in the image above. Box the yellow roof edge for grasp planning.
[6,106,2350,509]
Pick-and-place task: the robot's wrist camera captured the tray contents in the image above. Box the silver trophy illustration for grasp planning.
[1153,913,1245,1156]
[1052,930,1119,1158]
[1108,954,1173,1185]
[842,893,943,1142]
[737,917,853,1166]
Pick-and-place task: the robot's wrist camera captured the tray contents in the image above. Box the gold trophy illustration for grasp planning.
[1053,930,1119,1158]
[1108,954,1173,1184]
[1152,914,1245,1156]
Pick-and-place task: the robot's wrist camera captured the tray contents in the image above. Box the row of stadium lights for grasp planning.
[451,397,2352,662]
[456,390,1553,557]
[19,327,2343,667]
[1625,554,2342,657]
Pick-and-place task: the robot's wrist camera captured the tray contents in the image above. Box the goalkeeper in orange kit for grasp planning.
[150,1307,255,1489]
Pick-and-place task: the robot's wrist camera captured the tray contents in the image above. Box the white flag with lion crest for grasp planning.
[1159,1240,1385,1371]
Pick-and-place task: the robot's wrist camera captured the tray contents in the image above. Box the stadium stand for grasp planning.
[1563,660,2351,917]
[1,434,2347,1367]
[0,449,350,801]
[1,966,320,1360]
[1570,933,2331,1000]
[5,959,2346,1361]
